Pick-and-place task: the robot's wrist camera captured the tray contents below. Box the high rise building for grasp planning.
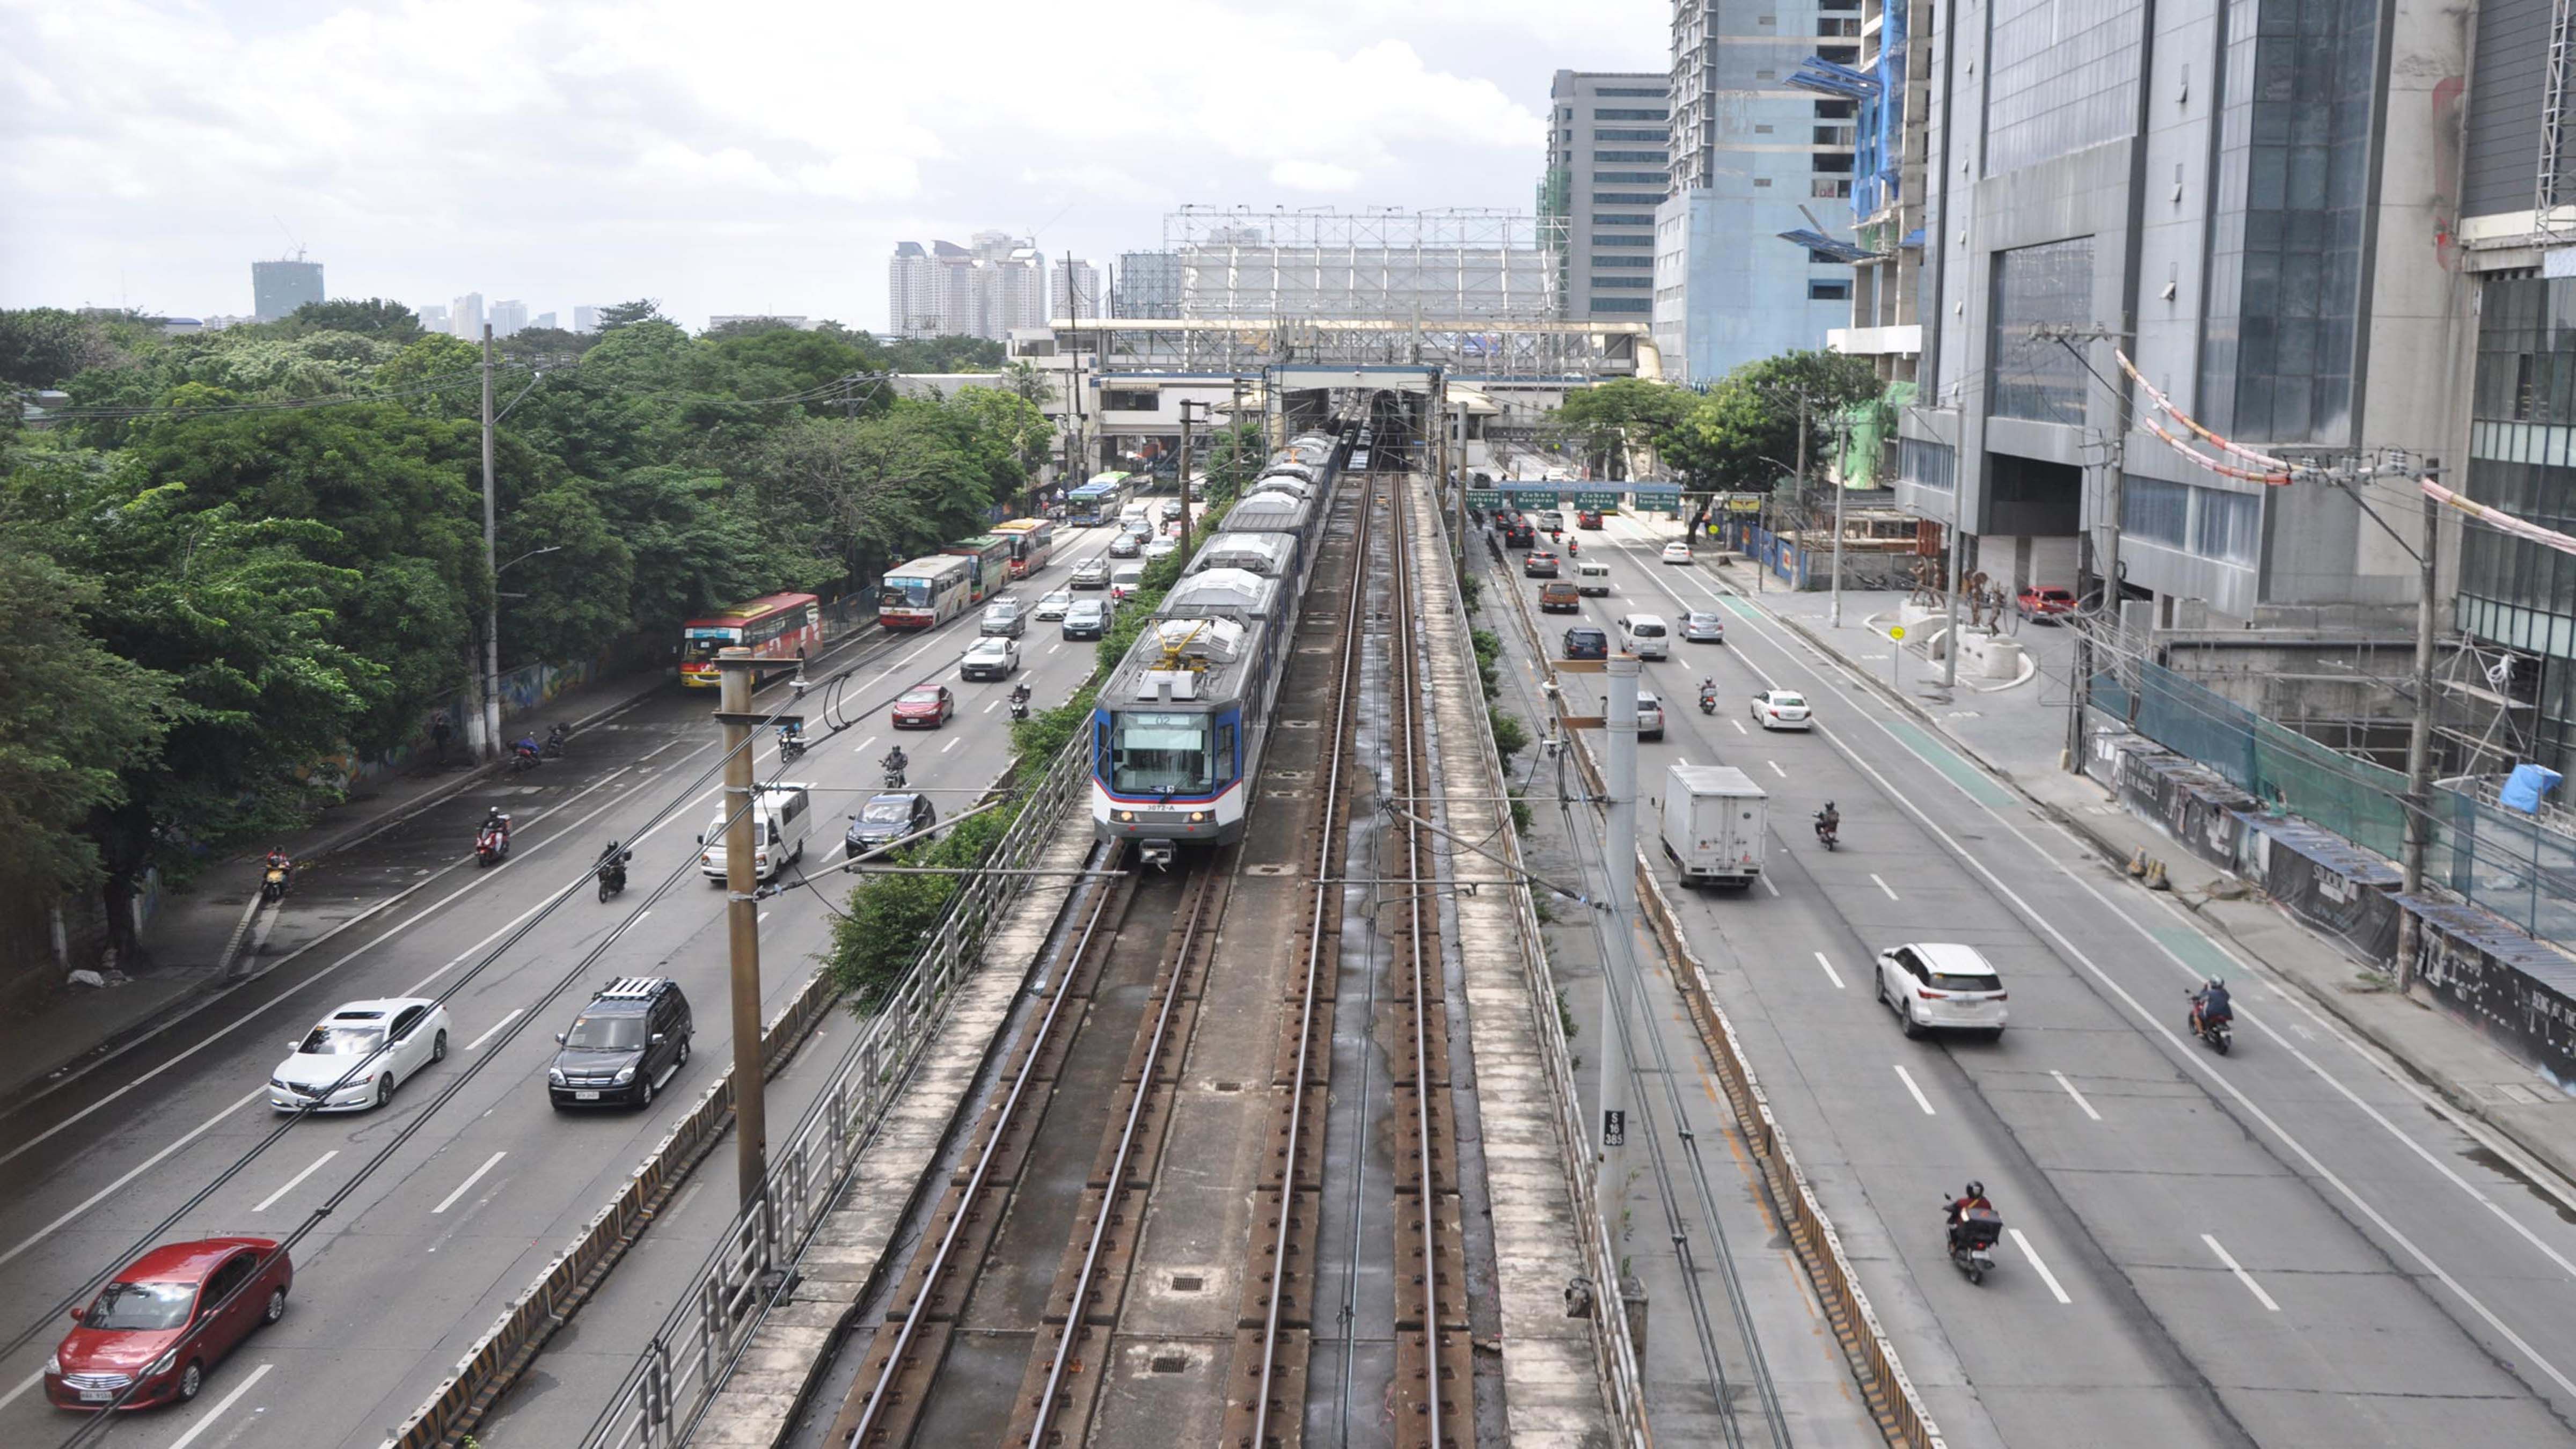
[450,292,485,338]
[888,233,1049,339]
[573,305,602,334]
[489,299,529,338]
[1651,0,1853,383]
[1050,258,1102,321]
[532,312,557,331]
[416,303,450,335]
[252,258,325,323]
[1540,70,1668,321]
[1821,0,1926,406]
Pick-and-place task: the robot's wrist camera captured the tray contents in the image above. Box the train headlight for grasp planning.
[1189,811,1209,823]
[1118,810,1136,822]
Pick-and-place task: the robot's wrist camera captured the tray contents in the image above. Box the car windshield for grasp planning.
[564,1013,646,1050]
[969,640,1005,656]
[299,1024,383,1054]
[1572,631,1604,644]
[860,798,914,823]
[901,688,941,706]
[1043,593,1069,606]
[987,603,1018,619]
[84,1279,195,1331]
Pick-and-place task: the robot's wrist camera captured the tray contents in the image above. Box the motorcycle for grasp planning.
[1697,681,1717,715]
[597,854,630,902]
[541,722,570,759]
[260,861,291,903]
[883,753,908,791]
[510,745,541,774]
[2189,992,2234,1055]
[779,728,807,764]
[1009,686,1031,722]
[1944,1197,2003,1284]
[1813,811,1840,851]
[475,822,511,868]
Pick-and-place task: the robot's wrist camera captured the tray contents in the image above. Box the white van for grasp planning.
[1616,613,1671,660]
[1109,564,1146,602]
[699,781,812,882]
[1575,560,1613,596]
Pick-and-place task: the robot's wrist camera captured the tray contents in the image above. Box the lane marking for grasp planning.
[2203,1233,2280,1311]
[984,698,999,713]
[252,1150,338,1213]
[432,1151,509,1214]
[1731,719,1747,734]
[1892,1063,1936,1115]
[940,737,961,753]
[1759,875,1780,897]
[2011,1228,2074,1304]
[758,911,772,927]
[165,1361,274,1449]
[1766,759,1787,779]
[0,1088,267,1270]
[1871,873,1899,901]
[0,1369,41,1411]
[463,1009,523,1052]
[1812,952,1846,990]
[2051,1070,2104,1122]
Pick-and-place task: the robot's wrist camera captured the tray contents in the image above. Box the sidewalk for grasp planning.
[1683,541,2576,1193]
[0,664,676,1104]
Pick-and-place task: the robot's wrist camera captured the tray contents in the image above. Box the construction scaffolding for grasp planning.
[1163,206,1565,323]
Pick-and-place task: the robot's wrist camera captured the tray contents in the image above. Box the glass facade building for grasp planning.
[1988,238,2094,425]
[2459,277,2576,766]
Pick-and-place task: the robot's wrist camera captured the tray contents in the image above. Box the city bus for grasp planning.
[877,555,976,630]
[991,518,1057,579]
[678,592,821,689]
[1067,473,1130,525]
[941,534,1012,602]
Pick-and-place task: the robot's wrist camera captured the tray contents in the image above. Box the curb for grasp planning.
[1724,569,2576,1201]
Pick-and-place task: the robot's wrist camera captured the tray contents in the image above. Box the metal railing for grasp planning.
[575,733,1093,1449]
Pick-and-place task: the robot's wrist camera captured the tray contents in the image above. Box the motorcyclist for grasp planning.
[512,733,541,764]
[1566,535,1579,556]
[1814,801,1841,839]
[1944,1181,1994,1252]
[483,807,511,843]
[597,839,631,882]
[882,745,909,782]
[1010,682,1032,707]
[778,717,804,745]
[1697,676,1718,709]
[264,846,292,875]
[2190,977,2233,1034]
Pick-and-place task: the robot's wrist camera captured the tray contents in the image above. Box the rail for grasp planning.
[567,731,1095,1449]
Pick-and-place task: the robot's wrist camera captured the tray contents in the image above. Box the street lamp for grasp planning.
[479,542,563,756]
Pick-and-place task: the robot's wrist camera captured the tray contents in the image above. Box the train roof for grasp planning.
[1185,532,1292,576]
[1102,615,1269,708]
[1223,494,1312,531]
[1258,460,1319,484]
[1244,477,1314,503]
[1161,567,1278,619]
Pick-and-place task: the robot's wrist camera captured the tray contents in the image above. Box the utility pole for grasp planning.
[2396,487,2441,991]
[1597,653,1641,1255]
[479,324,502,760]
[1452,397,1470,577]
[715,649,770,1211]
[1828,405,1849,628]
[1176,399,1198,557]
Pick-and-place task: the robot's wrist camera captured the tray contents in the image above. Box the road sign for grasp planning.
[1888,625,1907,641]
[1467,489,1504,509]
[1723,493,1767,513]
[1602,1109,1626,1147]
[1570,489,1623,510]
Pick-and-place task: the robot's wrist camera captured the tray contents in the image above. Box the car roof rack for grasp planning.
[595,976,666,1002]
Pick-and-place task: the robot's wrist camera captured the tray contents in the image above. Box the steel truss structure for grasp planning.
[1163,204,1565,324]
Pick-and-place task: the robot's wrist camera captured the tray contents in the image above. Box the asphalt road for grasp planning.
[0,522,1148,1449]
[1484,517,2576,1447]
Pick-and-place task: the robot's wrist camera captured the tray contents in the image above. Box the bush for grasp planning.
[1010,682,1097,761]
[1509,786,1533,834]
[1459,569,1483,615]
[826,802,1016,1006]
[1470,628,1502,699]
[1489,707,1531,760]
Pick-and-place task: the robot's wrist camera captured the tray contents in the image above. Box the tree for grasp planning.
[597,299,667,333]
[712,327,878,404]
[594,465,801,634]
[935,386,1050,509]
[1663,350,1883,524]
[276,298,423,341]
[1,309,111,389]
[881,335,1005,372]
[1552,377,1696,477]
[750,409,992,589]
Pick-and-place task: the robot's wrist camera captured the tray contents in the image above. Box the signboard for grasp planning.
[1570,489,1623,510]
[1723,493,1767,514]
[1501,485,1564,508]
[1889,625,1907,641]
[1630,484,1685,515]
[1467,489,1505,509]
[1602,1108,1626,1147]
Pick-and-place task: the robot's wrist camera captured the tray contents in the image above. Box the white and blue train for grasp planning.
[1092,430,1346,860]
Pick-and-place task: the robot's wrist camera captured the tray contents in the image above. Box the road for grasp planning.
[1481,516,2576,1447]
[0,522,1147,1449]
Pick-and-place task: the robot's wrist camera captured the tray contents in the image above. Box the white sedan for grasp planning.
[1750,689,1812,730]
[1033,590,1073,620]
[270,998,450,1111]
[1662,541,1694,565]
[1874,942,2009,1040]
[960,635,1021,680]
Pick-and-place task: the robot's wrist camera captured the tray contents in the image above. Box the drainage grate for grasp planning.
[1170,1275,1205,1292]
[1245,862,1295,876]
[1151,1355,1189,1374]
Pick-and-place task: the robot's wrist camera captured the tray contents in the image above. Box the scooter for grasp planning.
[475,822,511,868]
[2189,993,2234,1055]
[260,861,292,903]
[1944,1199,2003,1285]
[883,754,908,791]
[541,722,570,758]
[1813,811,1840,851]
[1697,680,1718,715]
[597,853,630,902]
[510,747,542,774]
[1009,687,1031,722]
[779,729,808,764]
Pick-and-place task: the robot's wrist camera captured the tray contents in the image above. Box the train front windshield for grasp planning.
[1110,711,1212,795]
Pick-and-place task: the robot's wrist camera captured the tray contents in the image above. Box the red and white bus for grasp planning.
[877,555,977,630]
[991,518,1056,579]
[678,592,822,689]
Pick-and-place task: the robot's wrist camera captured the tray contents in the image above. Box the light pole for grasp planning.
[476,328,548,757]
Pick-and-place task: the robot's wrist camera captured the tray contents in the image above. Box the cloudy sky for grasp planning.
[3,0,1669,331]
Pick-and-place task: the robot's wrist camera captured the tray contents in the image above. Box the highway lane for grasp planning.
[1481,518,2576,1446]
[0,523,1143,1448]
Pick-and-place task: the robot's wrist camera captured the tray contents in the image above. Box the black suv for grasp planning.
[548,977,692,1110]
[847,792,938,854]
[1563,626,1609,660]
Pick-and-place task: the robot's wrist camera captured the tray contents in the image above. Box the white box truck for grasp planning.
[1660,764,1767,887]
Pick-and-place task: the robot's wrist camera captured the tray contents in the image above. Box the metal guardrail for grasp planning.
[379,731,1091,1449]
[573,731,1092,1449]
[1487,541,1945,1449]
[1422,495,1652,1446]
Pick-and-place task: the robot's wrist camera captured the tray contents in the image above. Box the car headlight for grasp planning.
[148,1348,178,1377]
[45,1353,60,1375]
[548,1067,566,1085]
[272,1077,291,1091]
[613,1065,637,1084]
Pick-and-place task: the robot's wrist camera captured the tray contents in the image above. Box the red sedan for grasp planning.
[2015,586,2077,621]
[48,1238,291,1410]
[891,684,954,729]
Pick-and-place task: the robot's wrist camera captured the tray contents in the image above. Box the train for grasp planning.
[1093,426,1350,860]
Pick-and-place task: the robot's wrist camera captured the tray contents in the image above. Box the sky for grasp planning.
[1,0,1670,332]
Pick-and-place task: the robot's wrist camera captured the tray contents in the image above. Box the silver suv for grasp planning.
[980,598,1026,637]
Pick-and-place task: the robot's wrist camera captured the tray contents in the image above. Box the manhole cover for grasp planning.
[1246,863,1294,876]
[1152,1355,1189,1374]
[1170,1275,1205,1292]
[1265,789,1306,800]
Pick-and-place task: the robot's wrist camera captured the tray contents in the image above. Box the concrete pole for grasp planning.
[479,324,502,759]
[1175,399,1196,557]
[1830,453,1849,628]
[718,649,770,1211]
[2396,490,2440,991]
[1596,653,1641,1240]
[1941,459,1964,690]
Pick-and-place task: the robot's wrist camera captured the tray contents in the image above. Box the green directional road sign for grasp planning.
[1570,489,1623,510]
[1467,489,1505,509]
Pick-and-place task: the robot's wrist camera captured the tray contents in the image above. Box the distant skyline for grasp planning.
[0,1,1666,332]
